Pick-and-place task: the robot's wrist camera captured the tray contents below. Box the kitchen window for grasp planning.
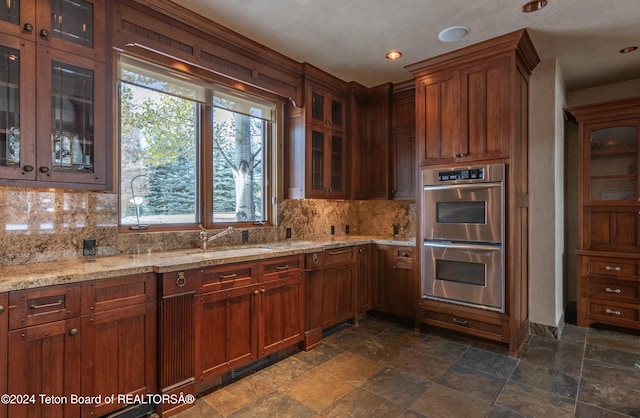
[118,56,278,229]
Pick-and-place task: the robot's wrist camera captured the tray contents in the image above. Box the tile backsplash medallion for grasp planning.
[0,187,415,266]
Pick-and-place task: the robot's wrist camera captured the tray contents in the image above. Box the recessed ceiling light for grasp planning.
[522,0,547,12]
[438,26,470,42]
[386,50,402,60]
[620,46,638,54]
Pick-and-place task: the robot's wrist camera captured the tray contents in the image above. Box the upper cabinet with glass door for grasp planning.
[0,0,108,189]
[587,121,639,202]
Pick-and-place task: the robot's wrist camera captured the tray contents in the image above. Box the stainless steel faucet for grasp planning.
[199,225,234,250]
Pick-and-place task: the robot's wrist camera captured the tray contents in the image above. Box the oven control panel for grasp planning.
[437,167,485,182]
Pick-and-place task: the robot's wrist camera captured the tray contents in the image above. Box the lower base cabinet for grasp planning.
[303,247,356,350]
[5,275,157,418]
[8,317,82,418]
[0,294,6,418]
[81,273,157,417]
[372,245,417,319]
[160,255,305,416]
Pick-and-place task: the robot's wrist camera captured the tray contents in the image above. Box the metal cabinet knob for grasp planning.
[69,328,79,336]
[0,305,4,314]
[40,28,49,38]
[39,166,50,173]
[23,165,34,172]
[23,23,33,32]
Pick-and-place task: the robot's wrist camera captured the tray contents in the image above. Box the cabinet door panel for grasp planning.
[0,293,7,418]
[259,275,302,356]
[585,207,640,252]
[36,45,106,186]
[81,302,156,417]
[463,58,509,159]
[418,72,461,164]
[8,318,81,418]
[195,286,257,381]
[0,33,36,181]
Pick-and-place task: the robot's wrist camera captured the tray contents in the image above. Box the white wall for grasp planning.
[529,58,566,328]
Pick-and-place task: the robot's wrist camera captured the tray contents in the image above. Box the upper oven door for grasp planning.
[422,167,504,243]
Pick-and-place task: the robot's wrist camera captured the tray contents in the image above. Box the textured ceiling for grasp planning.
[170,0,640,91]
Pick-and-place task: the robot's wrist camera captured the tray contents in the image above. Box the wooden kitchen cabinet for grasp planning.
[303,247,356,349]
[321,247,356,329]
[355,244,372,315]
[390,80,416,200]
[409,29,539,355]
[372,245,417,319]
[0,293,7,418]
[412,56,509,165]
[286,64,349,199]
[258,255,304,357]
[0,0,109,190]
[350,83,391,200]
[81,274,157,418]
[158,269,197,416]
[7,284,82,418]
[568,97,640,330]
[194,262,258,385]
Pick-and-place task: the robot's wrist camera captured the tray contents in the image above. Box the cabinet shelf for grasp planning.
[590,174,636,181]
[591,148,637,157]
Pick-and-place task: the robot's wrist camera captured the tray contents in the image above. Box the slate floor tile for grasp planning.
[454,346,519,380]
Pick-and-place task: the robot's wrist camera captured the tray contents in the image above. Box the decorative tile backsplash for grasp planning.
[0,187,415,266]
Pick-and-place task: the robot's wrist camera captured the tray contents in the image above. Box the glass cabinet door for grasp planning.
[588,123,639,201]
[310,130,324,193]
[0,0,35,39]
[37,46,105,184]
[38,0,104,59]
[0,33,36,180]
[330,134,343,195]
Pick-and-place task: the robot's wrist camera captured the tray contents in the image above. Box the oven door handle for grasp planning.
[423,183,501,191]
[423,241,501,251]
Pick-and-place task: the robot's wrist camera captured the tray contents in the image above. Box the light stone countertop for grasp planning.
[0,236,415,292]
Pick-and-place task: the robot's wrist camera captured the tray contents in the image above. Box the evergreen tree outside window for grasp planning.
[118,56,276,229]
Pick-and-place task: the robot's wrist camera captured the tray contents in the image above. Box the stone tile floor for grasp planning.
[174,316,640,417]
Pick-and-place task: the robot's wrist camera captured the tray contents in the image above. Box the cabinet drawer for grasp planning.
[82,273,156,314]
[588,302,639,323]
[9,284,81,329]
[323,247,355,267]
[161,269,199,296]
[587,258,638,277]
[261,255,303,281]
[586,278,640,303]
[422,310,507,342]
[305,252,323,270]
[200,262,256,292]
[395,248,414,270]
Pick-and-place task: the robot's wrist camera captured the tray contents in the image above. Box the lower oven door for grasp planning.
[422,241,504,312]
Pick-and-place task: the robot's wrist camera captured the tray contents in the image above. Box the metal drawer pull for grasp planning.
[329,249,351,256]
[220,273,237,280]
[30,300,63,310]
[452,318,468,326]
[275,265,290,271]
[605,288,622,294]
[605,266,621,271]
[605,308,621,316]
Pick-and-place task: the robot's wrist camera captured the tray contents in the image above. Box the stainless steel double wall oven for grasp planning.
[422,163,505,312]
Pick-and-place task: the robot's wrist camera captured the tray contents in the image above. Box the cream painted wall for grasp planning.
[529,58,566,328]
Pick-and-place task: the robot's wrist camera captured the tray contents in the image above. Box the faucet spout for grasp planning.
[199,225,234,250]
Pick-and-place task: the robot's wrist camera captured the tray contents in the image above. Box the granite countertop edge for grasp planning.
[0,236,416,292]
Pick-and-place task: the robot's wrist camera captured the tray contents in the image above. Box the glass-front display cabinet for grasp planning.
[0,0,107,188]
[587,123,639,202]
